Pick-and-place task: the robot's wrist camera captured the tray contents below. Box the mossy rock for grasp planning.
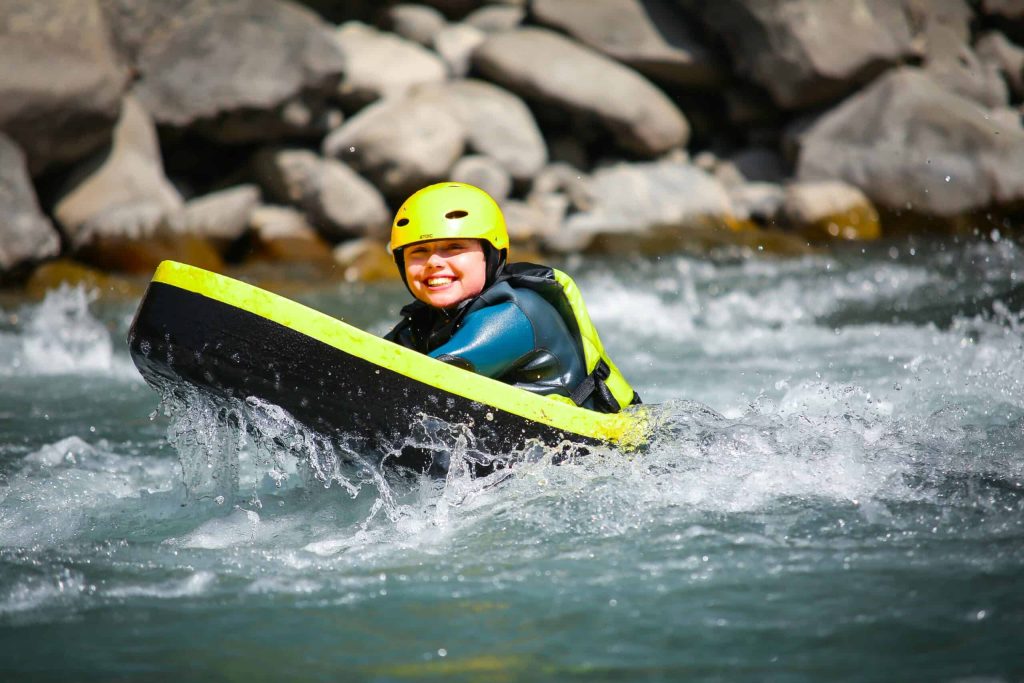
[26,259,144,300]
[77,235,224,275]
[799,206,881,242]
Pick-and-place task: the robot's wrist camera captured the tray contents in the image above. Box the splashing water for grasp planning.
[1,241,1023,680]
[0,284,138,379]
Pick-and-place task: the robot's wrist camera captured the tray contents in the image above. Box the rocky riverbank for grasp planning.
[2,0,1022,292]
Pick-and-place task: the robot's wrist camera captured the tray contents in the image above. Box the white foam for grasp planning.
[0,436,177,547]
[302,529,381,557]
[23,436,99,469]
[173,509,262,549]
[22,285,114,372]
[0,284,140,380]
[245,576,322,594]
[577,255,935,342]
[0,569,89,615]
[106,571,218,598]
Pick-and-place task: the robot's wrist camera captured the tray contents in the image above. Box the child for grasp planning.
[385,182,639,413]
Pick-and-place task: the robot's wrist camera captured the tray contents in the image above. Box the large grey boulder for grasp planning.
[980,0,1024,22]
[0,135,61,274]
[464,5,525,33]
[796,68,1024,217]
[549,160,734,252]
[976,31,1024,99]
[906,0,973,48]
[181,185,261,243]
[54,97,184,249]
[501,198,563,244]
[531,0,722,87]
[253,148,390,239]
[696,0,918,109]
[334,21,447,108]
[450,155,512,202]
[434,23,487,78]
[473,27,689,156]
[0,1,128,175]
[410,80,547,180]
[321,97,465,200]
[905,0,1009,108]
[107,0,345,143]
[924,45,1009,109]
[304,159,390,239]
[385,4,448,46]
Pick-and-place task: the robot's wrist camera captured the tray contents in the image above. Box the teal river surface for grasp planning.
[1,239,1022,682]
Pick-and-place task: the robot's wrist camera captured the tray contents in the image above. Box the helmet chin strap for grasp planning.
[484,244,508,288]
[393,248,409,293]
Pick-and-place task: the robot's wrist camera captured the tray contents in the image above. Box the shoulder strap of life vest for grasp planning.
[551,269,639,412]
[499,263,640,413]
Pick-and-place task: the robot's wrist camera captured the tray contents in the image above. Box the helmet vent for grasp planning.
[445,210,468,219]
[396,218,409,226]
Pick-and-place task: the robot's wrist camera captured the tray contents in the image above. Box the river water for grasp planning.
[1,238,1022,681]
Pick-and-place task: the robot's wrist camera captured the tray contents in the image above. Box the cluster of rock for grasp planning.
[2,0,1023,285]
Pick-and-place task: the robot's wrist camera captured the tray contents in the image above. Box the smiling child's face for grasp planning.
[403,239,488,309]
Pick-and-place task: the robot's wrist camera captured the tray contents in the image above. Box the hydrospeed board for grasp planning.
[128,261,648,472]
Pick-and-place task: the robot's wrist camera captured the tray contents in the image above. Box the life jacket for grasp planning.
[496,263,640,413]
[388,262,640,413]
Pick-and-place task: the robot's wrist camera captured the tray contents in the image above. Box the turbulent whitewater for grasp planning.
[1,240,1022,681]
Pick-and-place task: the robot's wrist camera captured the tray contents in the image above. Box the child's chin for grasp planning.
[421,292,457,307]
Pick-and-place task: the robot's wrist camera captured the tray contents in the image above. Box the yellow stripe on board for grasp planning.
[151,261,648,448]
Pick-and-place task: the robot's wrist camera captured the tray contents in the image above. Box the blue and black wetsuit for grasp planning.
[385,271,589,404]
[387,262,641,414]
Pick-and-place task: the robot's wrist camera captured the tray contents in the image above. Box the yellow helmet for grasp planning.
[389,182,509,254]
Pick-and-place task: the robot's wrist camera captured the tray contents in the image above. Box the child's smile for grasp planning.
[404,239,487,308]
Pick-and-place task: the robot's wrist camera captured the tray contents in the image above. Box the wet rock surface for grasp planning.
[472,27,690,156]
[531,0,723,87]
[0,0,1021,283]
[796,68,1024,218]
[0,1,128,175]
[113,0,346,143]
[53,97,184,250]
[0,135,61,275]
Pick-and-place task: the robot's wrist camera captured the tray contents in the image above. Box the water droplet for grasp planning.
[944,175,951,182]
[437,648,447,657]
